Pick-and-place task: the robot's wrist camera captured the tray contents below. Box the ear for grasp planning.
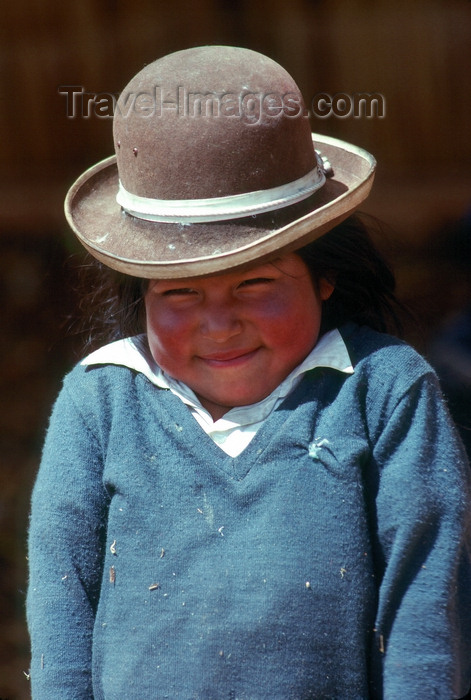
[318,277,335,301]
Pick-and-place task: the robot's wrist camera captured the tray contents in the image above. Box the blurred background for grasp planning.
[1,1,471,697]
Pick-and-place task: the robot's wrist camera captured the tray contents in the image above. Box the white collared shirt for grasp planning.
[82,329,354,457]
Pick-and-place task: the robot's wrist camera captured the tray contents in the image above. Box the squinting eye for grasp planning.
[238,277,274,288]
[161,288,196,297]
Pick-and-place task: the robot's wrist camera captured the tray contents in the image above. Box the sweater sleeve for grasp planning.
[27,375,109,699]
[370,370,471,699]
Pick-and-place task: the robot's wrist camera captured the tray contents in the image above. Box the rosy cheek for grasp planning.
[146,307,192,363]
[263,297,311,332]
[269,300,320,350]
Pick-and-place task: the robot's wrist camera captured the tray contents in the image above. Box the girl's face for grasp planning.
[145,253,334,420]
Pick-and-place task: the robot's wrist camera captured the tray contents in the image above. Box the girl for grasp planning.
[27,46,471,699]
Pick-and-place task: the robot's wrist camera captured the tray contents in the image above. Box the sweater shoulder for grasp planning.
[63,359,136,397]
[337,324,442,415]
[336,325,450,448]
[56,360,152,432]
[340,323,435,381]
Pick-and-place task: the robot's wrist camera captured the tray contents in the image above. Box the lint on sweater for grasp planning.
[27,323,471,699]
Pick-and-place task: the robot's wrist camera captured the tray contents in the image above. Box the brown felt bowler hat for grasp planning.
[65,45,376,279]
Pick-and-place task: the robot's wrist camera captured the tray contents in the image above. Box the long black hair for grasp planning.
[74,213,405,353]
[73,261,147,353]
[297,213,405,335]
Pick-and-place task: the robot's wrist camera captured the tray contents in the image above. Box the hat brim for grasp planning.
[65,134,375,279]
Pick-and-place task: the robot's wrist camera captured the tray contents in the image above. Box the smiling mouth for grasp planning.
[198,348,260,367]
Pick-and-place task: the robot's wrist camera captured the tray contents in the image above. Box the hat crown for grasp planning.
[113,46,317,200]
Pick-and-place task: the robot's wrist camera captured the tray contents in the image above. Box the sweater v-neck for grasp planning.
[153,369,324,481]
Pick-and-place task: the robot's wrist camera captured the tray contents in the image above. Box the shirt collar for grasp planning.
[81,328,354,425]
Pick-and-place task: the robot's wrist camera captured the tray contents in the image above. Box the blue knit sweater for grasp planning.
[27,324,471,699]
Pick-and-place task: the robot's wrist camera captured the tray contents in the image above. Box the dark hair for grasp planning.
[75,213,405,353]
[73,261,147,353]
[297,213,405,335]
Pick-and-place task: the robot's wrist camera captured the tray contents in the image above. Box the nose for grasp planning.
[199,301,243,343]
